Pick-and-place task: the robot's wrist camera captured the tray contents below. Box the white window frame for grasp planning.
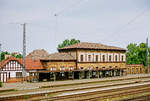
[78,53,85,62]
[60,66,65,71]
[87,53,93,62]
[101,53,107,62]
[69,67,73,71]
[108,53,113,62]
[51,67,56,71]
[114,53,119,62]
[94,53,100,62]
[120,54,126,62]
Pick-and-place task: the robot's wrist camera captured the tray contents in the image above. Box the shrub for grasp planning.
[0,81,2,87]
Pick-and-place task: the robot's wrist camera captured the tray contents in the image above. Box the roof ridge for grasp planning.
[58,42,126,51]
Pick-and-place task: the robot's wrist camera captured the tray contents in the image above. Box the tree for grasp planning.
[16,54,23,58]
[58,38,80,49]
[0,51,22,61]
[0,51,9,61]
[126,43,150,66]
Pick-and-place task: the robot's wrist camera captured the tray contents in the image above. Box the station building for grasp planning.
[0,42,146,82]
[35,42,127,81]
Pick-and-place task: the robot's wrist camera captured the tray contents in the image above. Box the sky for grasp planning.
[0,0,150,54]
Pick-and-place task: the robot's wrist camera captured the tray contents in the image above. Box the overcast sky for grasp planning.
[0,0,150,54]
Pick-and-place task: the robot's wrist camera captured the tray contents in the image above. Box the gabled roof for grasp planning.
[46,52,75,61]
[0,56,44,70]
[18,58,44,70]
[26,49,49,59]
[58,42,126,51]
[0,56,19,68]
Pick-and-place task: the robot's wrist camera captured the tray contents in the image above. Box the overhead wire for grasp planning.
[112,7,150,36]
[54,0,86,16]
[53,0,87,42]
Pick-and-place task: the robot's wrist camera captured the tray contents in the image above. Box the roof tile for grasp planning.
[58,42,126,51]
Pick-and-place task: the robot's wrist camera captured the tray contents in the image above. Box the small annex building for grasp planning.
[0,56,45,83]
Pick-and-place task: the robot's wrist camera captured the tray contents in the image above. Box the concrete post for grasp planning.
[53,72,56,81]
[98,71,100,78]
[120,70,123,76]
[89,71,91,79]
[114,70,116,76]
[120,70,122,76]
[79,72,81,79]
[72,72,74,80]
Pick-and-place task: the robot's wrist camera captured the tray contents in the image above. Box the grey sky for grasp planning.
[0,0,150,54]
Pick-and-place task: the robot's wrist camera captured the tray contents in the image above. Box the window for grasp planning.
[96,67,98,70]
[140,68,142,73]
[132,68,135,74]
[80,55,84,62]
[121,56,124,61]
[96,55,98,62]
[109,55,112,62]
[16,72,22,78]
[93,72,96,76]
[115,55,118,61]
[102,55,105,62]
[60,66,65,71]
[51,67,56,71]
[136,68,138,73]
[60,72,64,77]
[80,67,84,70]
[69,67,73,70]
[128,68,130,73]
[88,55,91,62]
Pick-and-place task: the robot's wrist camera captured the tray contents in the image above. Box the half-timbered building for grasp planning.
[0,56,44,83]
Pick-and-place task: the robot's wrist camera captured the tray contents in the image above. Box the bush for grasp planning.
[0,81,2,87]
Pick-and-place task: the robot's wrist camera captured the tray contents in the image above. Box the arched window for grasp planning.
[80,67,84,70]
[80,55,84,62]
[96,55,98,62]
[88,55,91,62]
[121,56,124,61]
[51,67,56,71]
[115,55,118,61]
[140,68,142,73]
[102,55,105,62]
[60,66,65,71]
[109,55,112,62]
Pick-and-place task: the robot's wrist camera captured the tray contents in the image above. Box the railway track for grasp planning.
[81,86,150,101]
[1,78,150,101]
[38,83,150,101]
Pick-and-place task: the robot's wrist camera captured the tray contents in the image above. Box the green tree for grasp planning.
[0,51,9,61]
[126,43,150,66]
[16,54,23,58]
[58,38,80,49]
[0,51,22,61]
